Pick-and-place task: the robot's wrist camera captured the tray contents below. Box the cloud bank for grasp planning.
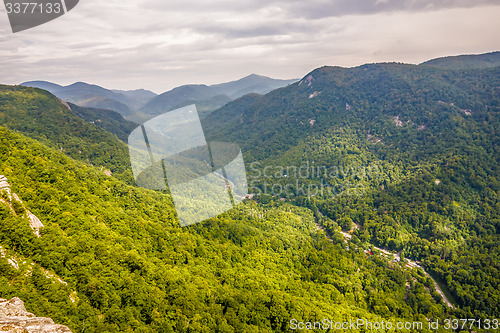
[0,0,498,92]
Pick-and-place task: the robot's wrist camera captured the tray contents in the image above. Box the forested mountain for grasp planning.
[0,125,451,332]
[421,51,500,69]
[0,85,133,181]
[21,81,152,122]
[140,74,297,118]
[203,56,500,319]
[1,52,499,332]
[111,89,158,108]
[203,62,499,161]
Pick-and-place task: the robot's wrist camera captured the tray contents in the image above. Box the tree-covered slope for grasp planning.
[140,85,228,118]
[0,85,133,180]
[21,81,151,122]
[0,126,453,332]
[68,102,138,142]
[421,51,500,69]
[204,63,500,163]
[201,57,500,319]
[2,53,499,331]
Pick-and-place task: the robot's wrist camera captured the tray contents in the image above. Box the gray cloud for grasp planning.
[0,0,499,92]
[284,0,499,19]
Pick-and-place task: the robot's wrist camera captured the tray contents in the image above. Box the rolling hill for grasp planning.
[0,85,133,181]
[421,51,500,69]
[201,54,500,318]
[68,103,138,142]
[21,81,155,123]
[0,123,447,332]
[2,52,499,331]
[140,74,297,118]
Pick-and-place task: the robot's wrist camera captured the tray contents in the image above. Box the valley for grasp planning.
[0,51,499,332]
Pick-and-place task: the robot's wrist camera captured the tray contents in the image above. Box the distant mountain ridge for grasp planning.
[0,85,132,180]
[21,74,298,123]
[421,51,500,69]
[139,74,298,118]
[211,74,298,98]
[20,81,153,123]
[2,51,499,332]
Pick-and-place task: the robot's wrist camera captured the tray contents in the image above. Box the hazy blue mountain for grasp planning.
[3,52,500,331]
[0,83,454,333]
[421,51,500,69]
[201,55,500,318]
[212,73,298,98]
[21,81,150,122]
[140,84,221,117]
[111,88,158,109]
[43,82,137,115]
[140,74,298,118]
[19,80,63,92]
[21,75,297,122]
[170,94,233,118]
[68,102,138,142]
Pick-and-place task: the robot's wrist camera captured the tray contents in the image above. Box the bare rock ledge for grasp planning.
[0,298,72,333]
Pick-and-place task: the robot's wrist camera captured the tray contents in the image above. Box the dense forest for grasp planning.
[1,52,499,332]
[0,125,452,332]
[0,86,133,182]
[203,54,500,324]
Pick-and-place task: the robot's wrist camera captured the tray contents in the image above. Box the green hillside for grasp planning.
[0,85,133,181]
[203,60,500,319]
[421,51,500,69]
[204,63,499,162]
[1,53,499,332]
[68,103,138,142]
[0,126,451,332]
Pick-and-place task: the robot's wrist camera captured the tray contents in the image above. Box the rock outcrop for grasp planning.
[0,176,10,200]
[0,298,72,333]
[0,176,44,237]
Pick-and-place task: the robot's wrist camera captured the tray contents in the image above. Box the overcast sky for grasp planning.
[1,0,499,93]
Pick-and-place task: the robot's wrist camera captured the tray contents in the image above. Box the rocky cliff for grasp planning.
[0,175,44,237]
[0,298,72,333]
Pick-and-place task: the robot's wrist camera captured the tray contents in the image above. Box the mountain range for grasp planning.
[1,51,499,332]
[21,74,297,123]
[421,51,500,69]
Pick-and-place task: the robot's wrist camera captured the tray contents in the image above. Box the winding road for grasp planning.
[314,217,455,309]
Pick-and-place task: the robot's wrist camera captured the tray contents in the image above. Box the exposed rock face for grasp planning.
[0,176,11,200]
[0,298,72,333]
[26,211,44,237]
[0,176,44,237]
